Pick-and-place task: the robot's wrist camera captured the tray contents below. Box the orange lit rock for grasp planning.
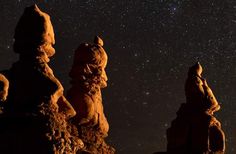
[0,5,83,154]
[166,63,225,154]
[0,74,9,102]
[185,62,220,113]
[67,36,115,154]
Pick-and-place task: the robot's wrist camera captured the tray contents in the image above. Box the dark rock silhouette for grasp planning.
[166,62,225,154]
[0,5,83,154]
[67,36,115,154]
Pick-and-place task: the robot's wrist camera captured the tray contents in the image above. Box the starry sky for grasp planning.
[0,0,235,154]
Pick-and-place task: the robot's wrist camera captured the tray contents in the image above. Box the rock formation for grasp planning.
[0,5,83,154]
[0,74,9,103]
[67,36,115,154]
[166,62,225,154]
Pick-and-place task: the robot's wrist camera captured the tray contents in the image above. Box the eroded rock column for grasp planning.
[0,5,83,154]
[167,62,225,154]
[67,36,115,154]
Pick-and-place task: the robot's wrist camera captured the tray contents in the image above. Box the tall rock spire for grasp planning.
[166,63,225,154]
[0,5,83,154]
[67,36,115,154]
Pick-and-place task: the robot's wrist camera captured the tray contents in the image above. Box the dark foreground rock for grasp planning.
[0,5,83,154]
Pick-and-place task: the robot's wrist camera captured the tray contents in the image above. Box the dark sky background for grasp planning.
[0,0,235,154]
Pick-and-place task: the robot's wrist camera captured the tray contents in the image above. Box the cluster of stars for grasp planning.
[0,0,236,153]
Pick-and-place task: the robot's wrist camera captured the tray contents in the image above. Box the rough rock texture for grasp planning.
[67,36,115,154]
[0,5,83,154]
[166,63,225,154]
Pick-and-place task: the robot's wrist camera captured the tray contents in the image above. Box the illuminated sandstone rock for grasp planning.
[185,62,220,114]
[67,36,115,154]
[166,62,225,154]
[0,74,9,102]
[0,5,83,154]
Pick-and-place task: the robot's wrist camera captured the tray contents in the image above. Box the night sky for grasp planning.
[0,0,235,154]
